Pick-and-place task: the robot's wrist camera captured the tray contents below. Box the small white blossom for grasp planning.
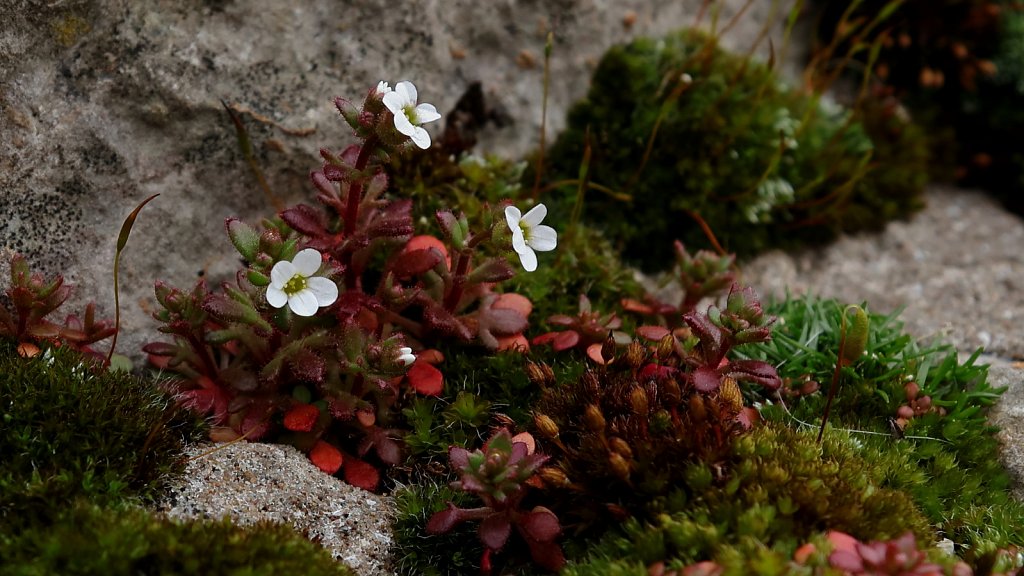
[267,248,339,317]
[376,80,392,95]
[397,346,416,366]
[504,203,557,272]
[382,80,441,149]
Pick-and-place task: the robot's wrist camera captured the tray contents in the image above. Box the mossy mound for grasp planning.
[2,502,354,576]
[0,340,206,534]
[541,29,927,270]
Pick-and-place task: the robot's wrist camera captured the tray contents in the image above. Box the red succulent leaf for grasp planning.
[343,456,380,490]
[142,342,177,357]
[289,348,326,384]
[736,407,760,430]
[407,361,444,396]
[449,446,471,470]
[522,538,566,572]
[310,440,343,475]
[691,366,722,392]
[725,359,782,390]
[682,561,724,576]
[546,314,576,326]
[283,403,320,432]
[390,248,442,278]
[621,298,656,315]
[683,311,725,364]
[519,507,561,542]
[480,513,512,551]
[492,292,533,317]
[586,343,606,364]
[426,503,464,535]
[421,303,474,341]
[403,235,450,266]
[280,204,329,237]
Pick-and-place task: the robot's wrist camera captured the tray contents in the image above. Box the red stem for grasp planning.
[342,136,378,290]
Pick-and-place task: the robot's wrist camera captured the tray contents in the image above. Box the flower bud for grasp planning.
[533,413,560,439]
[608,436,633,459]
[630,386,649,416]
[583,404,606,432]
[538,466,571,488]
[916,395,931,410]
[601,333,617,366]
[897,405,914,419]
[904,381,920,400]
[608,452,631,481]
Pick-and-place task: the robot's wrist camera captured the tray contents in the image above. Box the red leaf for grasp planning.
[523,538,566,572]
[736,407,760,430]
[520,507,561,542]
[691,366,722,392]
[310,441,343,475]
[407,361,443,396]
[390,248,442,278]
[283,403,320,432]
[531,330,580,351]
[426,504,462,535]
[280,204,328,237]
[449,446,471,470]
[586,342,606,364]
[343,457,380,490]
[492,293,533,317]
[480,513,512,551]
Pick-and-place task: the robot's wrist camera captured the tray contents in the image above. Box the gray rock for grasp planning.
[988,358,1024,501]
[159,441,396,576]
[0,0,798,362]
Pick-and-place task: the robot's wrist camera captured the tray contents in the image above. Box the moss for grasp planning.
[563,422,932,574]
[1,502,354,576]
[392,481,484,576]
[0,339,206,535]
[540,29,926,269]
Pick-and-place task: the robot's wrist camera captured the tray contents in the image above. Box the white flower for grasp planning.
[397,346,416,366]
[382,80,441,149]
[267,248,339,317]
[376,80,392,95]
[504,204,558,272]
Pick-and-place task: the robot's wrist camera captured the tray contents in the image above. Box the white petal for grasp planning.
[270,261,296,288]
[517,246,538,272]
[415,103,441,124]
[292,248,322,276]
[398,353,416,366]
[306,276,339,307]
[382,91,404,115]
[393,111,416,137]
[266,285,288,308]
[289,289,320,317]
[511,228,528,254]
[504,205,522,231]
[376,80,391,94]
[528,225,557,251]
[409,126,431,149]
[399,347,413,355]
[521,203,548,227]
[396,80,417,104]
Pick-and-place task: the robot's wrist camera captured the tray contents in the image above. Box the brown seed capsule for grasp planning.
[601,333,617,366]
[538,466,571,488]
[608,436,633,459]
[689,394,707,423]
[718,377,743,412]
[625,341,646,369]
[608,452,631,481]
[534,413,560,439]
[583,404,606,432]
[630,386,649,416]
[526,362,555,387]
[662,377,682,406]
[657,334,675,361]
[581,370,601,395]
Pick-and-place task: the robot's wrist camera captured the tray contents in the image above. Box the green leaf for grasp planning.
[226,218,261,262]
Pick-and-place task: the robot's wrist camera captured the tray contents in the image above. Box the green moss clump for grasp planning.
[392,481,484,576]
[541,29,927,269]
[0,340,206,535]
[2,502,354,576]
[742,296,1024,563]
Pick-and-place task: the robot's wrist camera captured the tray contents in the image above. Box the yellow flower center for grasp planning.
[283,274,307,295]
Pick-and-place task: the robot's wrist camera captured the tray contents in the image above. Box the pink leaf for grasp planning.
[426,504,463,535]
[636,325,671,341]
[691,366,722,392]
[449,446,471,470]
[492,292,533,317]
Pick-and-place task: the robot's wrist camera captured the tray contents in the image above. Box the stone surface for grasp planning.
[159,441,395,576]
[0,0,799,363]
[988,358,1024,501]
